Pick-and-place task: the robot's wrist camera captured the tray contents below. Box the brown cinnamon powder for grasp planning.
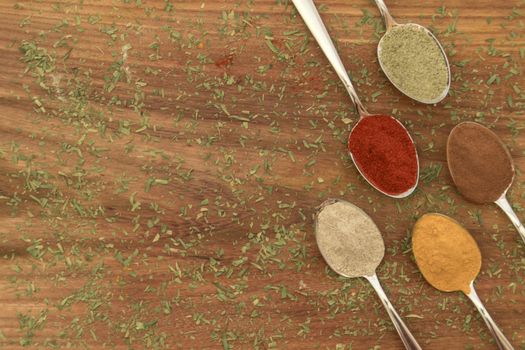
[447,122,514,204]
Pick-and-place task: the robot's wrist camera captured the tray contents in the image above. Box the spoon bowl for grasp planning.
[412,213,481,294]
[377,23,451,104]
[315,198,385,278]
[374,0,451,104]
[348,115,419,198]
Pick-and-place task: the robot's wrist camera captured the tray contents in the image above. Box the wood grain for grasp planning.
[0,0,524,349]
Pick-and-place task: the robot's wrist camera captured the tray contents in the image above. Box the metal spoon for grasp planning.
[447,122,525,245]
[468,281,514,350]
[495,195,525,245]
[292,0,419,198]
[413,213,514,350]
[315,199,422,350]
[374,0,451,104]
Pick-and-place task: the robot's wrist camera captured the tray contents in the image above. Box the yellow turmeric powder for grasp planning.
[412,213,481,294]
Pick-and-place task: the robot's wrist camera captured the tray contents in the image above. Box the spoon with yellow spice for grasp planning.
[412,214,514,350]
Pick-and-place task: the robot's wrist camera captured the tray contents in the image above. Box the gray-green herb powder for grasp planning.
[379,24,449,102]
[315,200,385,278]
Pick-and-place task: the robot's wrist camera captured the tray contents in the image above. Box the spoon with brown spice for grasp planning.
[292,0,419,198]
[447,122,525,245]
[315,199,422,350]
[374,0,451,104]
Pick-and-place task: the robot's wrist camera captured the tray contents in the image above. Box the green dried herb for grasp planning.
[379,24,449,102]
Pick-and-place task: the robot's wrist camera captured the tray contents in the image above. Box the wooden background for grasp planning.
[0,0,524,349]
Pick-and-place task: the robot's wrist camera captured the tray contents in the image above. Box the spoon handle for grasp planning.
[495,196,525,245]
[291,0,368,116]
[374,0,397,29]
[467,284,514,350]
[366,274,422,350]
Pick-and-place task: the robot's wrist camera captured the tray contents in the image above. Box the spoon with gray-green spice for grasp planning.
[315,199,422,350]
[374,0,451,104]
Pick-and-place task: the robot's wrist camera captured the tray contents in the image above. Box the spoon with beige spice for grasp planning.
[315,199,422,350]
[447,122,525,245]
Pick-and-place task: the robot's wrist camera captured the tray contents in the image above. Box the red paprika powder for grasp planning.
[348,115,418,195]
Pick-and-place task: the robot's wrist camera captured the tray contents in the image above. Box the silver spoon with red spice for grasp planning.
[292,0,419,198]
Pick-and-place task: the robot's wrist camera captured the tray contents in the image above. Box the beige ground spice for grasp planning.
[315,199,385,278]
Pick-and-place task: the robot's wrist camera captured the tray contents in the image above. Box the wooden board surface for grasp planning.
[0,0,524,349]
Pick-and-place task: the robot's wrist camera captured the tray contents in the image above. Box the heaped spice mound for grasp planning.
[348,115,418,196]
[447,122,514,203]
[379,24,449,102]
[315,200,385,278]
[412,213,481,294]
